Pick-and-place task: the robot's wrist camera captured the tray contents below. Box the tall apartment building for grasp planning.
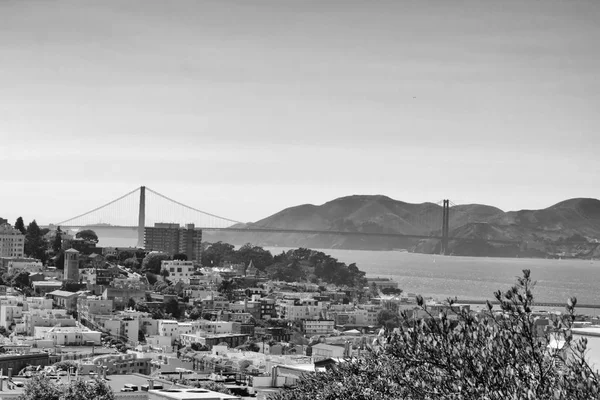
[0,224,25,258]
[144,223,202,262]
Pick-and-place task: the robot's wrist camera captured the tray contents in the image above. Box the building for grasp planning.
[64,248,80,282]
[367,278,399,290]
[102,317,140,344]
[31,280,63,295]
[161,260,195,283]
[302,320,335,335]
[77,296,114,321]
[179,332,248,350]
[22,308,75,335]
[0,224,25,258]
[47,290,79,312]
[144,223,202,262]
[34,326,102,345]
[93,353,152,375]
[7,260,43,274]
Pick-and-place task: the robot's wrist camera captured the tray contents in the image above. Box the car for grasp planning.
[14,381,24,387]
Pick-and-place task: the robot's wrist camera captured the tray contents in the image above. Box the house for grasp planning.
[46,290,79,312]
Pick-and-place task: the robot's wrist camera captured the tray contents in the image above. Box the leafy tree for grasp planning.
[75,229,98,244]
[173,253,188,261]
[52,360,79,372]
[62,378,115,400]
[376,309,400,330]
[381,287,403,295]
[142,252,170,274]
[25,220,47,262]
[17,374,62,400]
[127,297,136,309]
[14,216,26,235]
[188,307,202,320]
[191,342,209,351]
[0,327,9,337]
[138,329,146,343]
[165,298,181,319]
[235,243,274,271]
[199,381,231,394]
[145,272,158,285]
[160,268,170,280]
[55,250,65,270]
[201,242,235,267]
[271,270,600,400]
[122,257,140,270]
[118,250,135,262]
[52,228,62,253]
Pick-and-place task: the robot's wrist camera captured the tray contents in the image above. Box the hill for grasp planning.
[204,196,600,258]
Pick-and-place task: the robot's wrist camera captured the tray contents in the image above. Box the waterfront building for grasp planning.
[0,224,25,258]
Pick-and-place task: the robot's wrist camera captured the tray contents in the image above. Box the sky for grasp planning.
[1,0,599,226]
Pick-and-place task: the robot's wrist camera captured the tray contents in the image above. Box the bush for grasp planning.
[270,270,600,400]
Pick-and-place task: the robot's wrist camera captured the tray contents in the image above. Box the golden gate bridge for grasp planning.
[52,186,520,253]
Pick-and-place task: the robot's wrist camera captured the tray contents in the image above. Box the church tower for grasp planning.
[64,248,80,282]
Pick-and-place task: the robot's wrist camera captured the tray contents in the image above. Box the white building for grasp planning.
[161,260,195,283]
[22,308,75,335]
[0,224,25,257]
[34,326,102,345]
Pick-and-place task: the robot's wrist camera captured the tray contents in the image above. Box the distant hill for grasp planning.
[205,196,600,258]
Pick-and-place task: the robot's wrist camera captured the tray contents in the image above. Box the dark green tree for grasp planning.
[52,229,62,253]
[165,298,181,318]
[160,268,170,280]
[75,229,98,244]
[138,329,146,343]
[173,253,188,261]
[141,252,170,274]
[201,242,235,267]
[235,243,274,271]
[118,250,135,262]
[14,216,26,235]
[25,220,47,262]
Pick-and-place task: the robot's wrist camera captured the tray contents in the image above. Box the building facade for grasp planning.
[144,223,202,262]
[63,248,80,282]
[0,224,25,258]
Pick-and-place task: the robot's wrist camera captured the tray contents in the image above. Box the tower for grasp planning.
[137,186,146,248]
[64,248,80,282]
[441,200,450,255]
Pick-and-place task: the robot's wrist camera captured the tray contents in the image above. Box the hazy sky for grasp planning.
[1,0,599,225]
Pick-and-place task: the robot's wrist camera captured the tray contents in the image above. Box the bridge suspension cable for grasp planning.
[56,187,141,226]
[145,187,243,225]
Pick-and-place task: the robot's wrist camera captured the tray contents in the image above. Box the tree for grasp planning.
[138,329,146,343]
[18,375,62,400]
[62,378,115,400]
[173,253,188,261]
[201,242,235,267]
[127,297,136,309]
[75,229,98,244]
[14,216,26,235]
[52,228,62,253]
[199,381,231,394]
[142,252,170,274]
[118,250,135,262]
[25,220,47,262]
[165,298,181,318]
[271,270,600,400]
[160,268,170,280]
[122,257,140,270]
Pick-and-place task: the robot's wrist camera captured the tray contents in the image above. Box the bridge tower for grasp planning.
[137,186,146,248]
[441,199,450,255]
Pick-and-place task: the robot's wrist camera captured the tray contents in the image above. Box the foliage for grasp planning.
[142,252,170,274]
[160,268,170,279]
[53,361,79,372]
[173,252,188,261]
[201,241,236,267]
[3,271,32,293]
[14,216,26,235]
[191,342,209,351]
[165,298,181,318]
[198,381,231,394]
[188,307,202,320]
[52,228,63,253]
[75,229,99,244]
[118,251,135,262]
[235,243,274,271]
[0,326,9,337]
[122,257,140,270]
[145,272,158,285]
[381,287,403,295]
[270,270,600,400]
[61,280,86,293]
[55,250,65,269]
[25,220,47,262]
[127,297,136,309]
[376,309,401,330]
[138,329,146,343]
[18,375,114,400]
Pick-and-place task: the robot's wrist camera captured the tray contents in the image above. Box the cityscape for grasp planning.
[2,0,600,399]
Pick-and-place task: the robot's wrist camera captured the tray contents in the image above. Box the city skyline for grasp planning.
[2,0,599,225]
